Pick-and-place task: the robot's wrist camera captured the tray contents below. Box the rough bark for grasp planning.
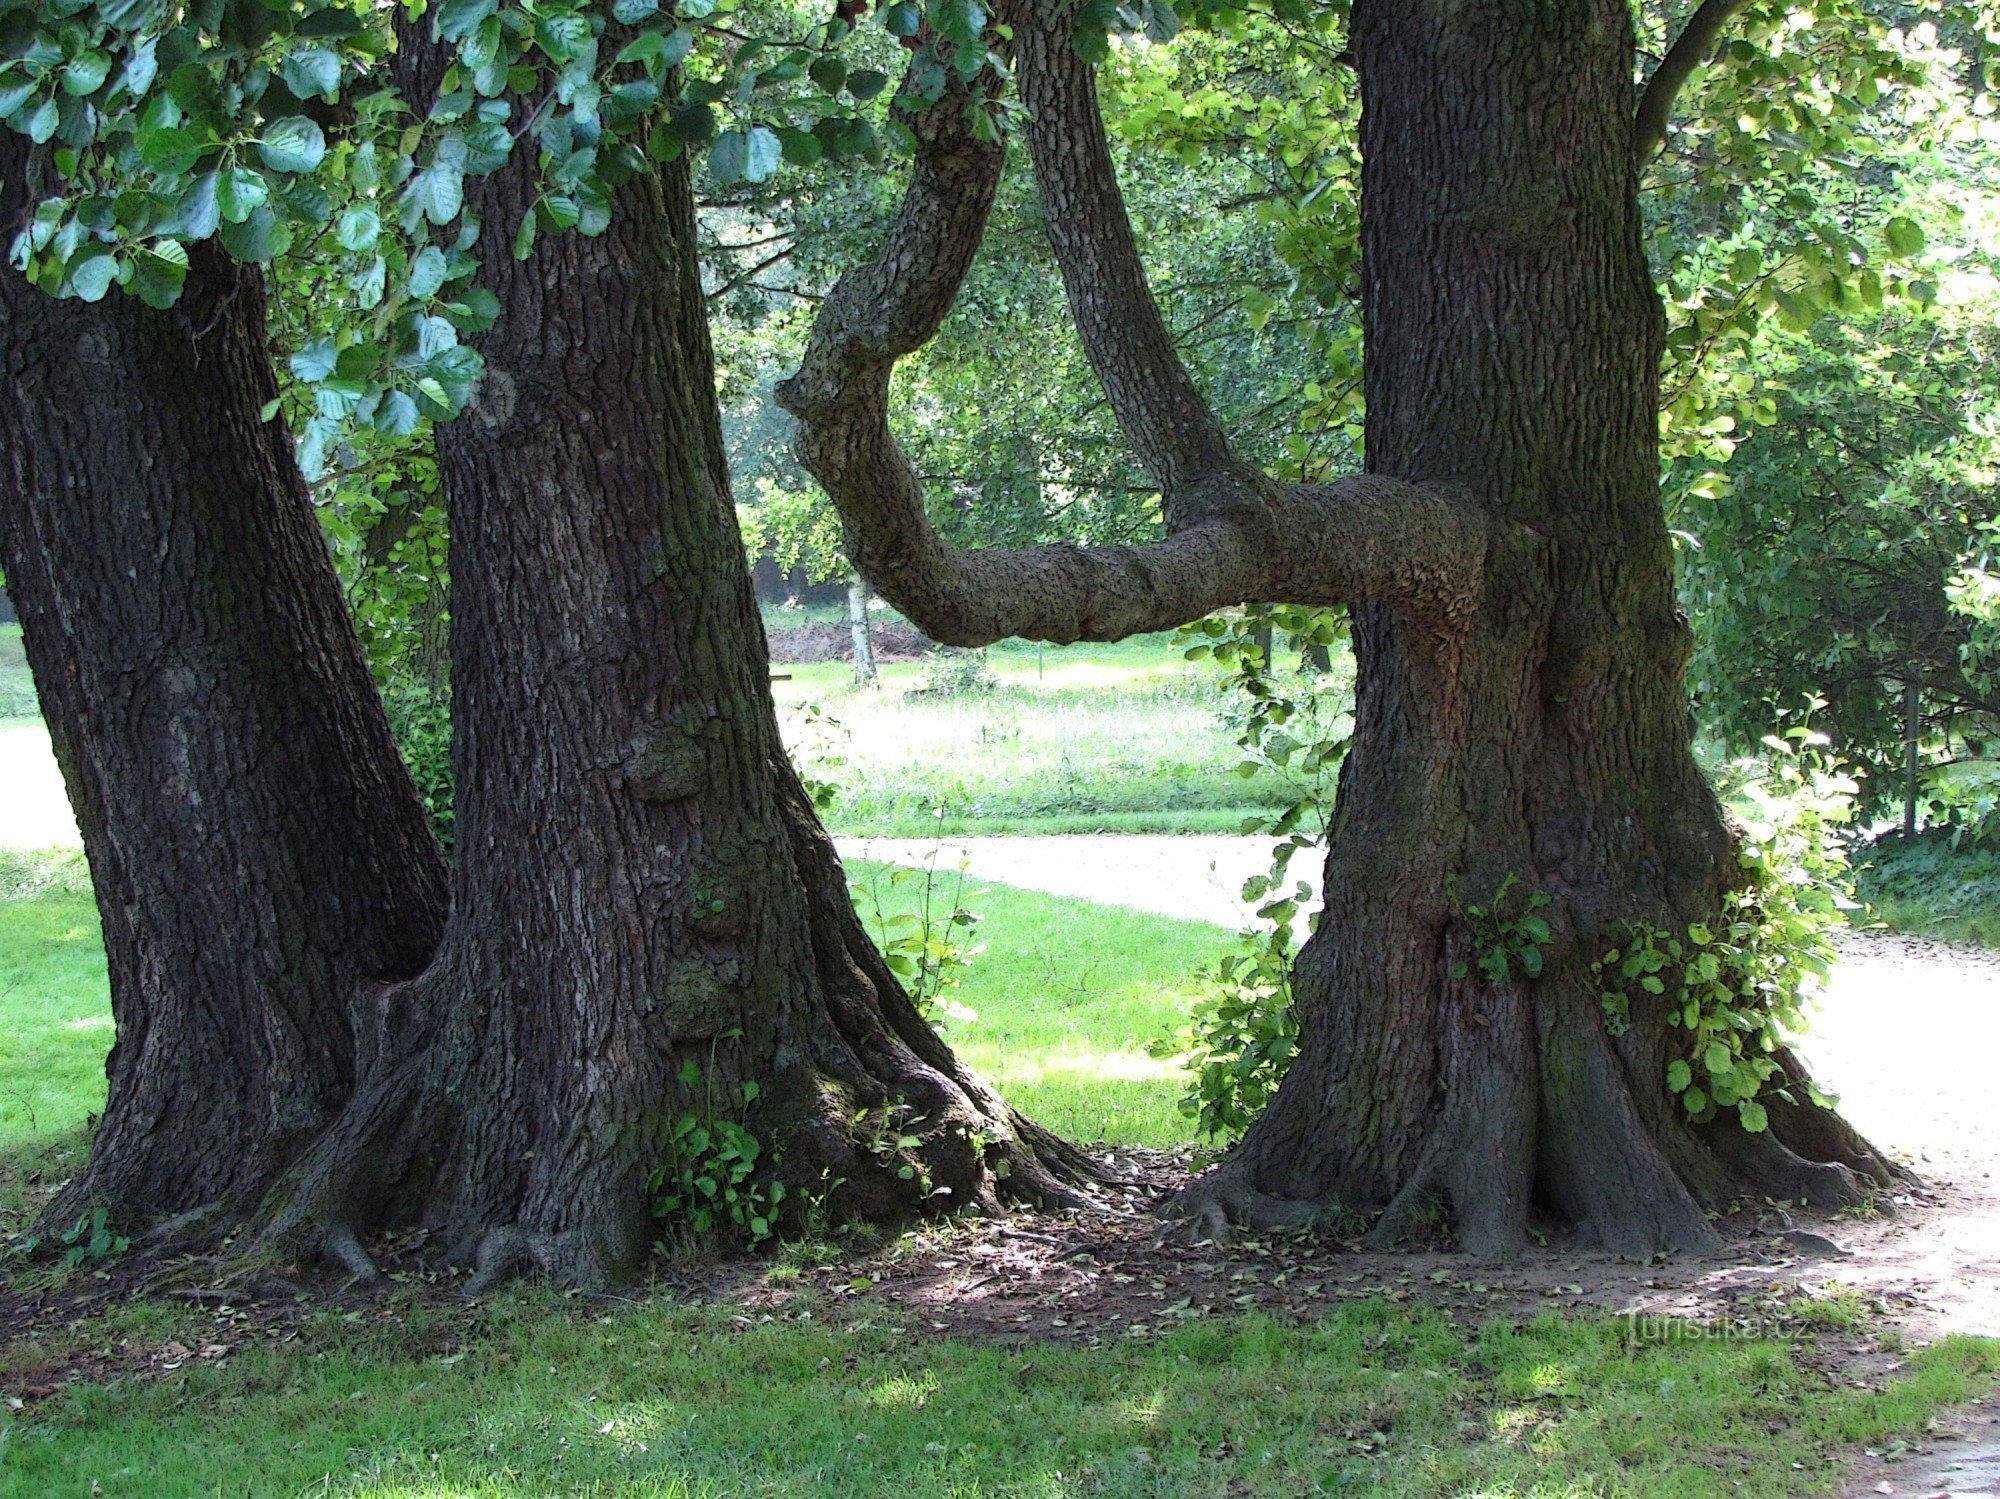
[0,136,449,1227]
[250,130,1094,1286]
[1194,0,1905,1255]
[785,0,1907,1256]
[777,54,1488,646]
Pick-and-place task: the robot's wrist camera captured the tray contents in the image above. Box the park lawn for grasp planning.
[4,1285,1997,1498]
[4,849,1999,1496]
[768,624,1314,838]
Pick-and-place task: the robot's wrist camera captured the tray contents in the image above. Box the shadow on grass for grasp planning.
[2,1291,1996,1497]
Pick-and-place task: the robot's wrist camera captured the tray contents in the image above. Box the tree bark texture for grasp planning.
[1209,0,1904,1253]
[0,136,449,1227]
[251,139,1094,1287]
[783,0,1906,1255]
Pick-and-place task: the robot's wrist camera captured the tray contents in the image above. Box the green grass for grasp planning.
[849,860,1221,1147]
[0,626,35,722]
[0,850,103,1238]
[4,1285,1996,1496]
[1855,828,2000,947]
[772,632,1328,838]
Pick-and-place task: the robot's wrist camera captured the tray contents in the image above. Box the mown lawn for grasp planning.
[5,1287,1997,1497]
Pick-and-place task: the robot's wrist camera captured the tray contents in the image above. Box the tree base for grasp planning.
[244,773,1102,1292]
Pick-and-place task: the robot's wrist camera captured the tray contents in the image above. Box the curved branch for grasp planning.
[1633,0,1752,167]
[1007,0,1248,521]
[776,58,1487,648]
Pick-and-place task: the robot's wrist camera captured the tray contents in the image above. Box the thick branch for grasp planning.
[776,62,1486,647]
[1007,0,1248,521]
[1633,0,1752,167]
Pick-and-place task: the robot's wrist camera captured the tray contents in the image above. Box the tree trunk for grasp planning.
[252,144,1093,1287]
[0,140,449,1227]
[849,571,878,687]
[1197,0,1902,1254]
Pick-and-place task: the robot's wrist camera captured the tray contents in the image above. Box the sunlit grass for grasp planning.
[770,630,1327,837]
[847,858,1221,1148]
[3,1292,1995,1497]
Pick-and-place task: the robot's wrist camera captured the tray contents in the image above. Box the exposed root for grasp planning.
[461,1227,533,1297]
[321,1223,382,1290]
[1161,1162,1332,1244]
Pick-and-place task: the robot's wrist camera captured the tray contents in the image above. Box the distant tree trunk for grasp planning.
[254,144,1092,1285]
[1904,676,1921,836]
[1300,638,1332,674]
[1205,0,1903,1253]
[849,571,879,686]
[0,140,449,1227]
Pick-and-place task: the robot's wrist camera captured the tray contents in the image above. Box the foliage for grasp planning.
[379,679,453,847]
[849,1098,938,1202]
[1670,16,2000,823]
[912,645,994,697]
[647,1038,784,1247]
[1856,825,2000,945]
[1149,604,1347,1140]
[1450,875,1553,986]
[849,848,980,1027]
[1599,711,1858,1130]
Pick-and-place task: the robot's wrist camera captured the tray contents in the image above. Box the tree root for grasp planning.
[1161,1162,1332,1245]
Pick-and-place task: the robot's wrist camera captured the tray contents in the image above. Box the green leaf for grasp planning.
[280,47,342,102]
[61,51,113,98]
[1666,1059,1692,1093]
[258,116,326,174]
[408,244,448,298]
[296,8,363,36]
[335,206,380,252]
[67,251,117,302]
[216,166,268,223]
[1704,1040,1733,1076]
[433,0,498,44]
[129,239,188,308]
[290,337,338,381]
[1882,215,1925,259]
[25,94,60,145]
[708,129,751,185]
[536,12,590,62]
[218,205,291,262]
[405,158,465,226]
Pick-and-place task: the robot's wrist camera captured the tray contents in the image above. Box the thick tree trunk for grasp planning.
[253,144,1093,1286]
[1196,0,1903,1253]
[0,141,449,1226]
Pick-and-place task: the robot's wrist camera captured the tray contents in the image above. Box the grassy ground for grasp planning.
[5,1286,1996,1497]
[1854,828,2000,947]
[0,850,1222,1238]
[767,617,1316,838]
